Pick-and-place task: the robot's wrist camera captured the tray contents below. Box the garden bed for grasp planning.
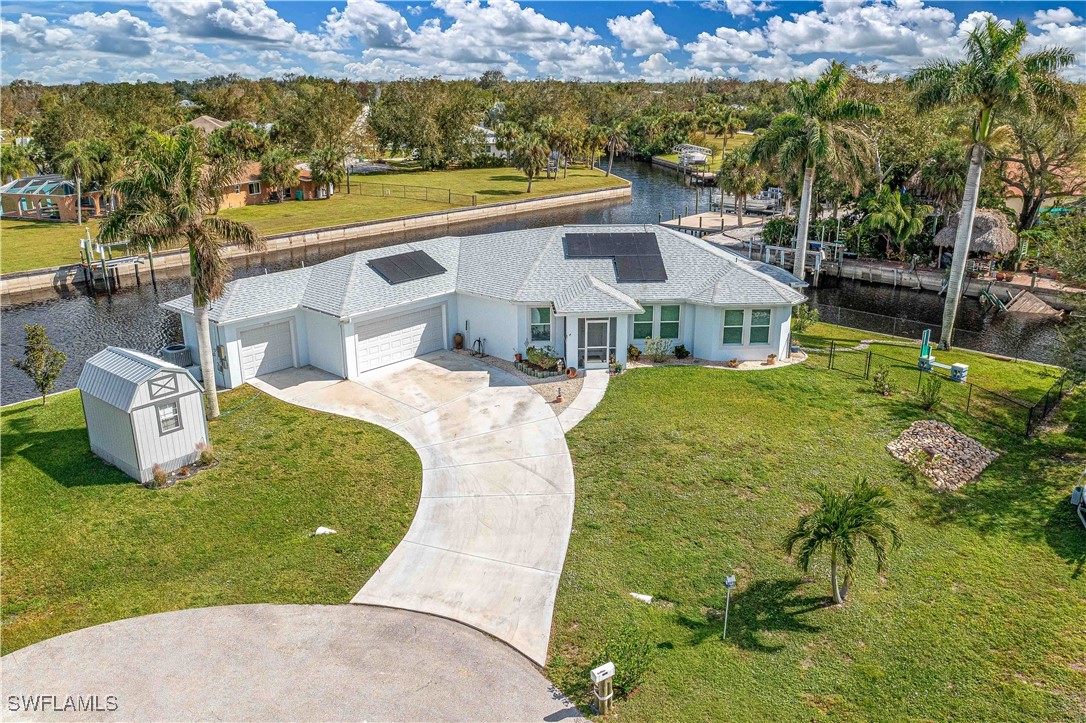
[452,349,584,415]
[886,419,999,491]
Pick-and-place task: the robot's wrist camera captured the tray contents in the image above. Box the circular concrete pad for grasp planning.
[1,605,584,722]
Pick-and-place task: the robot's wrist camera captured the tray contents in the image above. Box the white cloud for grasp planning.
[1033,7,1082,26]
[68,10,157,57]
[1,13,76,53]
[149,0,300,44]
[607,10,678,57]
[699,0,775,17]
[637,52,712,81]
[685,26,768,67]
[323,0,413,48]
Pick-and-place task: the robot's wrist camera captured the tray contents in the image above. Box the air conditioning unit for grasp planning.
[159,343,193,368]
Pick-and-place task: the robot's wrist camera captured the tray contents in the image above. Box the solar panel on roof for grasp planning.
[636,255,668,282]
[564,234,593,258]
[368,249,447,285]
[562,231,668,283]
[614,255,642,279]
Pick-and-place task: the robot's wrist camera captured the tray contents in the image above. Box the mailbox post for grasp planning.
[590,661,615,715]
[722,574,737,640]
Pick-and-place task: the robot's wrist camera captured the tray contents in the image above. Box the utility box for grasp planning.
[591,662,615,715]
[950,363,969,383]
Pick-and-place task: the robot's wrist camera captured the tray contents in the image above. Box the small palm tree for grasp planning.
[604,123,629,177]
[784,478,901,604]
[511,132,548,192]
[907,18,1076,349]
[711,107,745,153]
[308,144,346,198]
[859,186,933,260]
[717,147,765,227]
[583,124,608,169]
[258,146,300,202]
[1,144,36,182]
[100,127,264,419]
[750,62,881,278]
[54,140,102,225]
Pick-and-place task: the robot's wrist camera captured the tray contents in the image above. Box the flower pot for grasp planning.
[515,353,523,362]
[790,344,800,353]
[566,367,578,379]
[453,332,464,350]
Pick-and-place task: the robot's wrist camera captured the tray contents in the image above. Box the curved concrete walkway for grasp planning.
[0,605,583,722]
[251,351,576,665]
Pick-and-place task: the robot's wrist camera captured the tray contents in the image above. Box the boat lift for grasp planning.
[78,229,158,299]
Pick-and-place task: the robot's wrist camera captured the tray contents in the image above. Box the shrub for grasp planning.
[873,366,892,396]
[644,336,673,363]
[196,441,216,466]
[918,375,943,411]
[791,304,820,333]
[526,345,559,370]
[148,464,169,490]
[627,344,641,361]
[674,344,690,359]
[590,623,654,698]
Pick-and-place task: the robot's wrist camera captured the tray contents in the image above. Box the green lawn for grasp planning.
[221,165,628,236]
[0,218,100,274]
[548,356,1085,720]
[0,388,421,655]
[654,132,755,164]
[0,166,627,272]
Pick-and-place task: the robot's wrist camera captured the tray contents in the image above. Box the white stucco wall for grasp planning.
[626,302,691,354]
[456,293,518,360]
[212,310,309,389]
[305,309,347,378]
[691,304,793,362]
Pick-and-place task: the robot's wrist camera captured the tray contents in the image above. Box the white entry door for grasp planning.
[355,305,445,374]
[239,321,294,380]
[584,318,610,368]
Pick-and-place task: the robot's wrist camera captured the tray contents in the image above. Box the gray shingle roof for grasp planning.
[162,224,805,323]
[77,347,200,411]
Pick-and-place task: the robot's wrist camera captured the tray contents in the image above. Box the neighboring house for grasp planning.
[77,347,209,483]
[162,225,807,390]
[218,161,326,209]
[474,125,508,158]
[0,174,104,222]
[187,115,230,133]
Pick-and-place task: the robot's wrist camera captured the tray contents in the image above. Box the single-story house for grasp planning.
[218,161,327,209]
[474,125,508,159]
[162,224,807,389]
[77,347,209,483]
[0,174,104,222]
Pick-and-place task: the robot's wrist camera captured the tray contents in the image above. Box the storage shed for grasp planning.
[77,347,208,483]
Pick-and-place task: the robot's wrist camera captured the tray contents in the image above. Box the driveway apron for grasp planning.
[250,351,575,665]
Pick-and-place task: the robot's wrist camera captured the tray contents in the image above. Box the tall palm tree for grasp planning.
[750,62,882,278]
[859,186,933,260]
[784,478,901,604]
[604,123,629,177]
[907,18,1076,349]
[711,107,745,153]
[53,140,102,225]
[309,144,346,197]
[258,146,300,202]
[583,125,608,169]
[717,147,765,227]
[1,144,36,182]
[511,132,548,192]
[100,127,264,419]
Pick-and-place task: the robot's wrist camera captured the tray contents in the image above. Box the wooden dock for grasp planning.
[661,212,744,235]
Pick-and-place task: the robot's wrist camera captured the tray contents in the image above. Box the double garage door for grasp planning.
[239,321,295,380]
[355,305,445,374]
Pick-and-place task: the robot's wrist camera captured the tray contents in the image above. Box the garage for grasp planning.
[355,305,445,374]
[239,321,295,380]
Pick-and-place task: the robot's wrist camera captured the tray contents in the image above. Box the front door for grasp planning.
[584,319,610,368]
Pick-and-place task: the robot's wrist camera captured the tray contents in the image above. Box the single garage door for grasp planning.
[239,321,294,379]
[355,305,444,374]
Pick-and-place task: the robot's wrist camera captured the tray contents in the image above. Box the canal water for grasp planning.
[0,160,1062,404]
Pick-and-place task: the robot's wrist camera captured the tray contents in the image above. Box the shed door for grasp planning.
[240,321,294,380]
[355,305,444,374]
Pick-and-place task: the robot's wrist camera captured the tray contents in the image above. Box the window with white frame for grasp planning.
[247,181,261,195]
[659,305,680,339]
[749,308,772,344]
[722,309,744,345]
[233,184,242,194]
[633,307,653,339]
[157,401,182,434]
[530,307,551,342]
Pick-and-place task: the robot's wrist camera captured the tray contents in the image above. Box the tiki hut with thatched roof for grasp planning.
[934,209,1019,256]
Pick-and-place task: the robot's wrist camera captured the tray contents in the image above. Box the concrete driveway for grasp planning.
[251,351,575,665]
[0,605,583,722]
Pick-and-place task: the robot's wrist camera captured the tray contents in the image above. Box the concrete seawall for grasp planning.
[1,182,631,305]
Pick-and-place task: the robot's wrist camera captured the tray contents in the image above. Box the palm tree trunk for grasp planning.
[939,143,985,350]
[76,174,82,225]
[793,165,816,278]
[194,302,220,419]
[607,147,614,177]
[737,194,744,228]
[831,548,843,604]
[527,175,533,193]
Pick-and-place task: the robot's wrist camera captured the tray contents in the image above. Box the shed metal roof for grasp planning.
[77,347,201,411]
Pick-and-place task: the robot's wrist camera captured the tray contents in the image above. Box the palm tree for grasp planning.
[1,144,36,182]
[784,478,901,604]
[258,146,300,203]
[907,18,1076,349]
[859,186,933,260]
[604,123,629,177]
[711,107,745,153]
[53,140,102,225]
[750,62,881,279]
[583,125,608,169]
[511,132,548,192]
[717,148,765,227]
[100,127,264,419]
[309,144,346,197]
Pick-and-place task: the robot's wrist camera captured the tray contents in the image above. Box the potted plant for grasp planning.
[566,366,578,379]
[627,344,641,362]
[514,350,523,362]
[726,358,740,368]
[611,363,622,374]
[767,353,777,365]
[453,332,464,350]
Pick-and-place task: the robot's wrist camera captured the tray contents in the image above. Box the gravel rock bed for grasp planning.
[452,349,584,415]
[887,420,999,491]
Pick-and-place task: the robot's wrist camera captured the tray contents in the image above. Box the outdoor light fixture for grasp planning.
[722,574,737,640]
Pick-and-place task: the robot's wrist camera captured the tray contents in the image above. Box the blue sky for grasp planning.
[2,1,1083,85]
